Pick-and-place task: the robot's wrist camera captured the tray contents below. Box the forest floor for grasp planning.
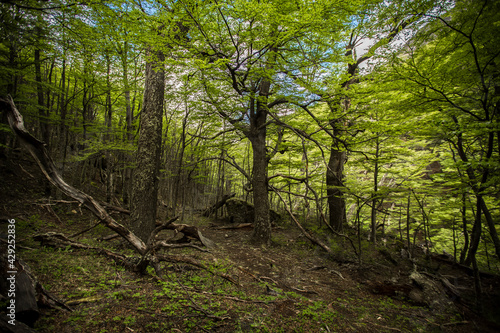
[1,152,500,332]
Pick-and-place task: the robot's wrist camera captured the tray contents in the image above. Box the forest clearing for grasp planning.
[1,0,500,332]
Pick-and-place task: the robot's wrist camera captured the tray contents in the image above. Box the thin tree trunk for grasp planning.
[464,198,482,266]
[406,191,411,258]
[459,192,469,264]
[370,137,380,242]
[34,43,51,196]
[451,115,500,262]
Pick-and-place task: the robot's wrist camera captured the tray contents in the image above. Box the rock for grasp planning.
[409,270,454,311]
[225,198,281,224]
[226,198,255,224]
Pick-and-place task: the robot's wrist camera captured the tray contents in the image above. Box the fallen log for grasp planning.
[1,96,148,255]
[215,223,253,230]
[98,218,216,249]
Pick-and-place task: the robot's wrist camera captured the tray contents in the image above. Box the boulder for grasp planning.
[225,198,280,224]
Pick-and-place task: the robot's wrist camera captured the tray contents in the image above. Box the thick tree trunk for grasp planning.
[326,146,346,232]
[249,131,271,245]
[130,51,165,243]
[249,81,272,246]
[325,96,349,232]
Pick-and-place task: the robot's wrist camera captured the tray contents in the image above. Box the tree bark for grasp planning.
[249,80,272,246]
[130,50,165,243]
[249,131,271,245]
[464,198,482,266]
[370,137,380,242]
[326,127,346,232]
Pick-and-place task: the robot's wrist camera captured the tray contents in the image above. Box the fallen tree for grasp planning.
[202,193,235,217]
[1,95,216,275]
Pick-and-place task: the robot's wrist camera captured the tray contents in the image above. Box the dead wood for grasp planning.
[99,201,131,215]
[33,232,136,270]
[2,96,216,276]
[1,96,148,255]
[215,223,253,230]
[157,221,215,248]
[271,187,334,255]
[157,254,238,286]
[202,193,235,217]
[155,241,210,253]
[97,234,120,242]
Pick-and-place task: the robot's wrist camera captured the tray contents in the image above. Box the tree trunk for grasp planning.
[370,137,380,242]
[464,198,482,266]
[249,81,272,246]
[121,42,134,205]
[453,123,500,264]
[130,50,165,242]
[326,142,346,232]
[459,192,469,264]
[325,96,349,232]
[249,131,271,245]
[34,45,51,196]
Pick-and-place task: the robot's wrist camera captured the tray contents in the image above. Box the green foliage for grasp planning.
[1,0,498,281]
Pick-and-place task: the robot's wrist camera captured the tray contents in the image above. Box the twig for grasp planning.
[157,254,239,286]
[271,186,333,254]
[289,286,319,295]
[236,265,259,281]
[370,323,402,332]
[440,321,470,327]
[185,288,276,305]
[170,270,230,321]
[155,241,211,253]
[69,221,104,238]
[18,163,34,178]
[45,204,63,224]
[330,269,345,280]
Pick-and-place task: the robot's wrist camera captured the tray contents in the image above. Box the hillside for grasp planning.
[1,152,500,333]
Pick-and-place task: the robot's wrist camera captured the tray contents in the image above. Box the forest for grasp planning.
[0,0,499,332]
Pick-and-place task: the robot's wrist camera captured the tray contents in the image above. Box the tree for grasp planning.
[285,0,447,231]
[129,43,165,241]
[385,0,500,263]
[172,0,362,245]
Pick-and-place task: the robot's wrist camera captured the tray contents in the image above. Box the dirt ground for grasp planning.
[1,152,500,332]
